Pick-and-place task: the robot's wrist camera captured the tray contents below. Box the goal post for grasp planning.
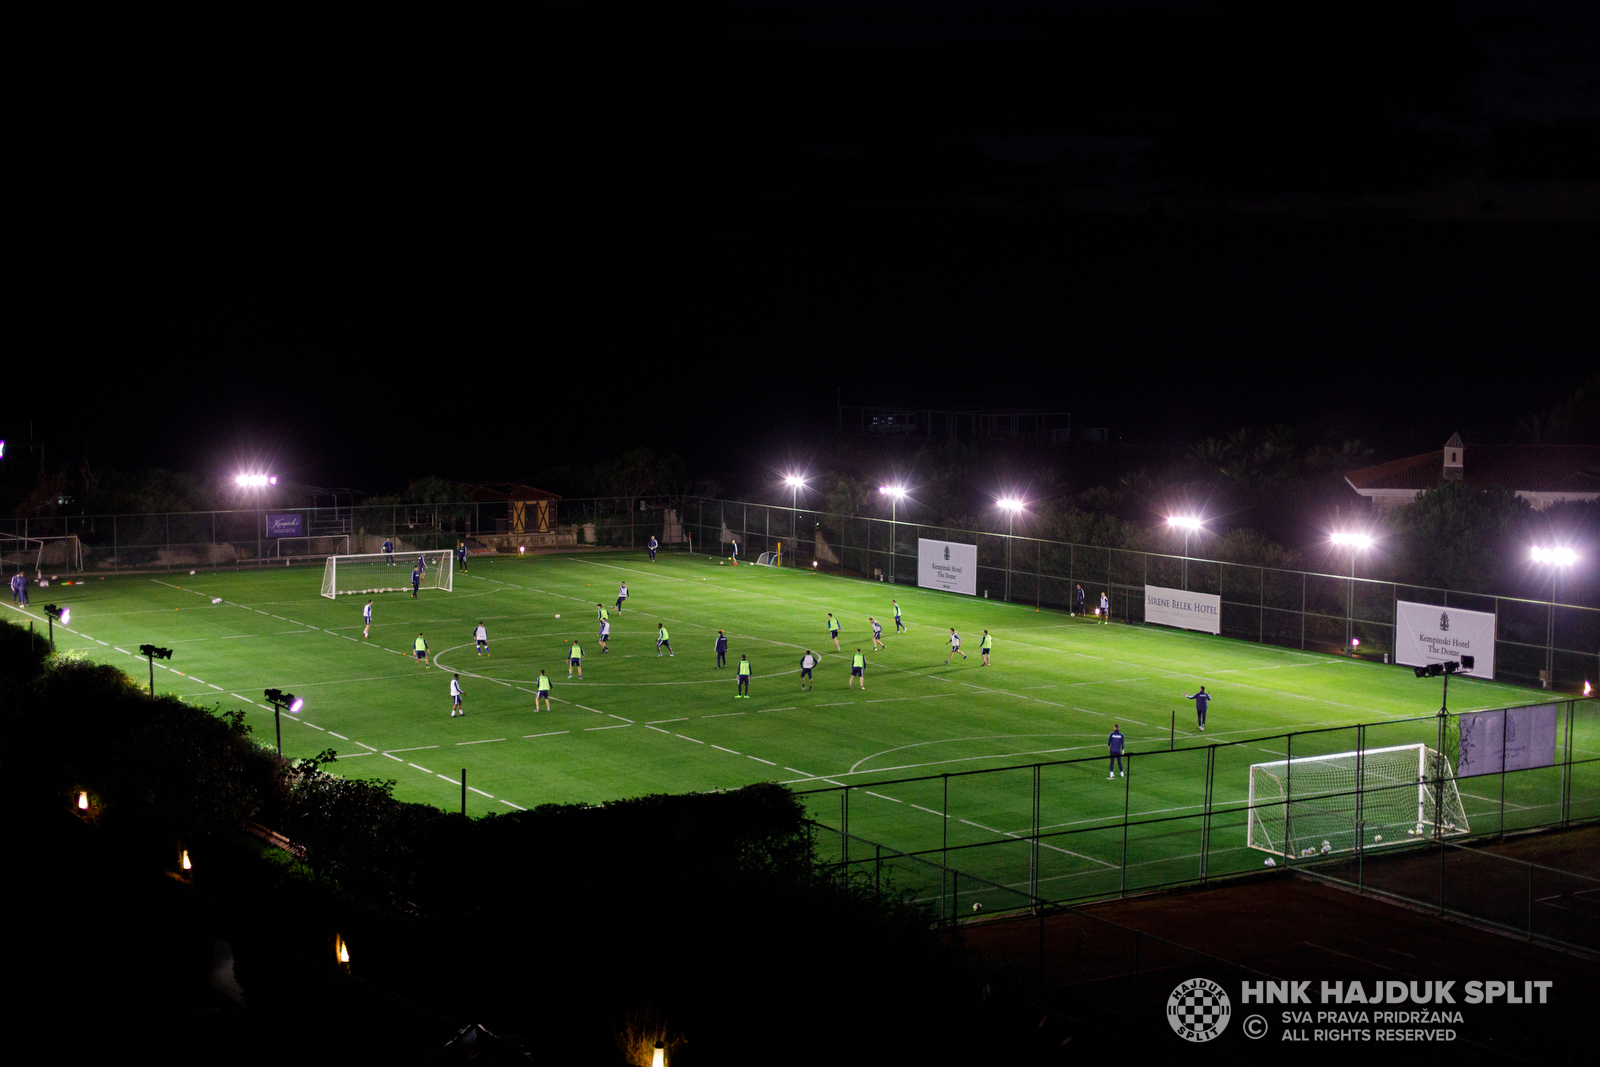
[1247,743,1469,859]
[0,535,83,576]
[320,550,454,598]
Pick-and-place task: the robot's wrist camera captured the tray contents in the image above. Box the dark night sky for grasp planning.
[12,1,1598,495]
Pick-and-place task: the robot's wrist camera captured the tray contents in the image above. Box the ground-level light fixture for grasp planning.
[180,848,192,871]
[139,644,173,696]
[42,604,69,650]
[265,689,304,755]
[335,933,350,966]
[652,1042,665,1067]
[77,791,89,811]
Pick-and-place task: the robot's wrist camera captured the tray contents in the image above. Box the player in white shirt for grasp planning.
[870,616,885,651]
[450,674,464,717]
[363,599,373,639]
[799,649,817,691]
[474,622,489,656]
[616,582,628,612]
[945,628,967,664]
[599,617,611,652]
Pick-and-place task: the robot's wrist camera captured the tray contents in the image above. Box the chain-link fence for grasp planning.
[799,699,1599,933]
[5,494,1595,689]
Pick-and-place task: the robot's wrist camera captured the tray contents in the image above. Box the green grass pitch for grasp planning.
[14,550,1594,903]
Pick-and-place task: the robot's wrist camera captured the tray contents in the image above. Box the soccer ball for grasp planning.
[190,570,197,575]
[211,598,222,604]
[972,903,982,913]
[1374,834,1383,842]
[554,614,560,618]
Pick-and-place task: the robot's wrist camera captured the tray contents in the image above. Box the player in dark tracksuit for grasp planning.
[411,564,423,598]
[1075,585,1086,616]
[1185,687,1213,731]
[715,630,728,668]
[1108,725,1125,778]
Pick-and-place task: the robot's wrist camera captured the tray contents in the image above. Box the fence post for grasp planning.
[1030,763,1041,900]
[1526,861,1534,939]
[1301,571,1307,649]
[1201,745,1216,881]
[840,790,849,866]
[1120,753,1131,896]
[1355,722,1366,891]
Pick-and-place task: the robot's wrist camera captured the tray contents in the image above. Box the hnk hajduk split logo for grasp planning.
[944,546,950,561]
[1168,978,1231,1042]
[1440,612,1450,632]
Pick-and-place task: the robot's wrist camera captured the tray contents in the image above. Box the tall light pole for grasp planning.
[1531,547,1578,689]
[1166,516,1203,590]
[785,475,806,562]
[879,485,906,583]
[1331,532,1373,655]
[997,497,1025,602]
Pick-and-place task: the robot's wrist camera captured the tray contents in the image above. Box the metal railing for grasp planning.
[797,699,1599,926]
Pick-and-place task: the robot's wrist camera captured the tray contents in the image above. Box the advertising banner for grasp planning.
[266,513,304,538]
[1394,600,1496,679]
[917,538,977,596]
[1143,584,1222,635]
[1457,704,1559,778]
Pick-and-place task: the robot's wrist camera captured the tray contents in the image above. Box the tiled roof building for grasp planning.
[1345,435,1600,510]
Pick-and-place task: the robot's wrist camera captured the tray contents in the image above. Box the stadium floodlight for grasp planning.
[265,688,304,756]
[784,475,808,554]
[42,604,68,651]
[1331,532,1375,653]
[879,486,908,583]
[235,473,278,488]
[997,497,1026,601]
[138,644,174,696]
[1166,515,1204,590]
[1531,546,1579,688]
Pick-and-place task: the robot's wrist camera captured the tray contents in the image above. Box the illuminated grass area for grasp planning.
[13,551,1587,897]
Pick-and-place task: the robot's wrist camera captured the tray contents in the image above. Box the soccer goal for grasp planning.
[321,550,454,598]
[0,535,83,576]
[1247,743,1469,859]
[755,551,779,567]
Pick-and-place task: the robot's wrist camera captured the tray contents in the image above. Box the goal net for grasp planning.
[0,535,84,576]
[321,550,454,598]
[1247,743,1469,859]
[755,551,779,566]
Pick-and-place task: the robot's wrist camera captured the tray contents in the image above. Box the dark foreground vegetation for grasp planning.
[1,620,1048,1065]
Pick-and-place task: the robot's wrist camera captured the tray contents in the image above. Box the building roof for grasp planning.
[458,483,563,502]
[1345,444,1600,494]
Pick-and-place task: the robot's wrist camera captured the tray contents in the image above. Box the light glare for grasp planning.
[1166,515,1202,531]
[1532,547,1577,566]
[289,697,305,713]
[997,497,1024,512]
[1331,532,1373,549]
[235,473,277,488]
[784,474,806,488]
[878,485,907,498]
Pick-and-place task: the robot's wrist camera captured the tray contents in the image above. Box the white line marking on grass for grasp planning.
[355,741,377,751]
[409,763,434,773]
[711,745,740,754]
[757,706,795,713]
[524,731,570,738]
[384,746,440,753]
[575,704,606,715]
[910,804,950,818]
[747,756,776,765]
[586,725,630,731]
[608,714,634,723]
[384,754,404,762]
[646,718,688,724]
[304,723,324,730]
[208,683,225,690]
[469,787,494,798]
[437,774,459,785]
[456,738,506,745]
[500,799,526,810]
[328,731,348,739]
[703,711,746,718]
[784,767,812,776]
[645,725,671,733]
[863,791,901,802]
[817,702,850,707]
[331,751,375,758]
[677,734,704,743]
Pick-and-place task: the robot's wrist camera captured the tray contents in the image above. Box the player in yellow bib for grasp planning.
[568,640,584,679]
[980,630,993,666]
[536,669,552,711]
[736,654,752,698]
[414,633,429,667]
[849,649,866,690]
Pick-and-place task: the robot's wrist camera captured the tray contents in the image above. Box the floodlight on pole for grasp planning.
[43,604,69,651]
[997,497,1025,601]
[139,644,174,696]
[264,689,304,756]
[235,473,278,488]
[1166,516,1204,590]
[784,475,807,552]
[1331,532,1375,654]
[1531,546,1579,689]
[879,486,907,582]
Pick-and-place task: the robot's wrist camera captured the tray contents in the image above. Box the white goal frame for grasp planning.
[0,534,84,576]
[1247,743,1470,859]
[321,550,454,598]
[755,551,779,567]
